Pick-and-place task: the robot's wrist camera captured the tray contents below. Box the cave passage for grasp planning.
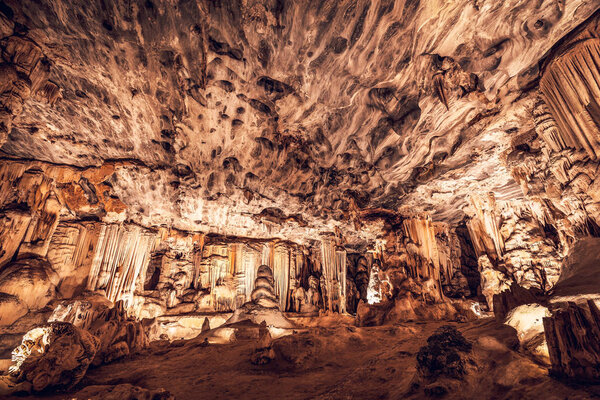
[2,1,600,399]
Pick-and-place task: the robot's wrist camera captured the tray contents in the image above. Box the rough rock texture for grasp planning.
[416,326,473,379]
[0,0,598,329]
[0,299,149,396]
[505,303,550,364]
[2,1,600,396]
[0,257,58,313]
[0,0,598,245]
[544,300,600,383]
[492,282,540,320]
[413,326,474,397]
[69,384,175,400]
[85,300,148,366]
[6,322,99,393]
[551,237,600,302]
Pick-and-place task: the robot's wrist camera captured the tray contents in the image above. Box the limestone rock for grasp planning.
[505,303,551,364]
[544,300,600,383]
[0,292,27,327]
[7,322,99,393]
[88,300,148,366]
[226,265,294,328]
[0,256,58,311]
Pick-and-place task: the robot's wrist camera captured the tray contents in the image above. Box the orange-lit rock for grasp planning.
[1,0,600,397]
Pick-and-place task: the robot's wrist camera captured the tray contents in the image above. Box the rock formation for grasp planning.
[0,0,600,397]
[544,300,600,382]
[225,265,294,329]
[4,322,99,393]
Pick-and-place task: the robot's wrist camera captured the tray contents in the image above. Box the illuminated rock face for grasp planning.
[226,264,295,328]
[0,0,598,243]
[3,6,600,399]
[1,2,600,393]
[7,322,99,393]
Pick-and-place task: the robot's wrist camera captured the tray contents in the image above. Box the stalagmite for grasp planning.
[225,264,294,328]
[366,260,383,305]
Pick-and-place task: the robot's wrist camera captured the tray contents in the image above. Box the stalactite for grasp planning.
[320,237,336,312]
[261,242,273,268]
[204,244,229,309]
[289,246,305,302]
[192,234,205,289]
[401,218,461,290]
[234,244,244,303]
[402,218,442,280]
[319,237,347,313]
[532,96,567,153]
[335,246,347,314]
[47,222,101,297]
[241,243,261,302]
[540,38,600,160]
[87,224,156,306]
[469,194,504,258]
[273,242,290,311]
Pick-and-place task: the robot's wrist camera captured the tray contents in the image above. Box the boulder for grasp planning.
[544,300,600,382]
[416,326,473,379]
[6,322,99,393]
[0,256,58,310]
[492,283,539,321]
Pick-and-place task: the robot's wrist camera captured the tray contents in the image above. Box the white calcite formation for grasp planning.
[226,264,294,329]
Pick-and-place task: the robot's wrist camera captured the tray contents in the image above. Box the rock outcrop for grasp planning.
[4,322,99,393]
[544,300,600,383]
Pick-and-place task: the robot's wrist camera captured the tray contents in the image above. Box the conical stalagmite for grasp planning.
[224,265,294,328]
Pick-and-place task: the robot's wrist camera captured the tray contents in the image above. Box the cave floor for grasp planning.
[9,318,600,400]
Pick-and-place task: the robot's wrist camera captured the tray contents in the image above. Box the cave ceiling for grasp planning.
[1,0,599,244]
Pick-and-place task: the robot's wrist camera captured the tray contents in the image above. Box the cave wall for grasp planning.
[1,1,600,331]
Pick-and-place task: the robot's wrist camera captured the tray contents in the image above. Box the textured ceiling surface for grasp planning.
[1,0,599,243]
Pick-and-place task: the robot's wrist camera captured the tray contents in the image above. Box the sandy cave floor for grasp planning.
[7,317,600,400]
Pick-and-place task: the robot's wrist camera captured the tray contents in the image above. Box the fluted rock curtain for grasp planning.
[540,39,600,160]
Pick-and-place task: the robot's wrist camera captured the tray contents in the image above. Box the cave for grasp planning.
[2,1,600,399]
